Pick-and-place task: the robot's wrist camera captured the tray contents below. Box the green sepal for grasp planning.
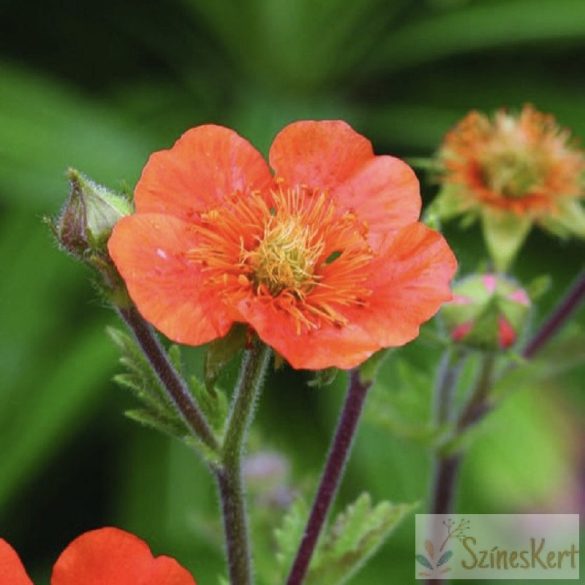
[204,324,247,391]
[540,198,585,239]
[305,494,416,585]
[359,349,391,384]
[428,185,471,222]
[481,208,532,271]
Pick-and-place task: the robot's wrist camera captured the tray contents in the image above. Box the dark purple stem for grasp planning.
[286,370,371,585]
[117,306,218,451]
[523,268,585,359]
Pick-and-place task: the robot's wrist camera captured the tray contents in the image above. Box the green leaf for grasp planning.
[481,208,532,271]
[0,62,154,210]
[367,0,585,74]
[125,408,187,438]
[0,327,116,507]
[306,494,415,585]
[274,497,310,571]
[107,327,174,410]
[189,376,230,436]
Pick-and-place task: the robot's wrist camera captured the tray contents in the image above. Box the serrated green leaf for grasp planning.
[108,326,173,408]
[125,408,186,438]
[306,494,415,585]
[108,327,196,444]
[168,344,184,372]
[189,375,230,436]
[274,497,310,571]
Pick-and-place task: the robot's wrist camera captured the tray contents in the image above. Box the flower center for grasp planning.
[186,185,373,332]
[481,150,544,198]
[246,215,324,295]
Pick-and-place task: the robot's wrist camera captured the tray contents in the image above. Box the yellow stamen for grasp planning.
[186,186,373,333]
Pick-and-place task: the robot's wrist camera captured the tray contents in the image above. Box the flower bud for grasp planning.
[55,169,132,258]
[442,274,531,351]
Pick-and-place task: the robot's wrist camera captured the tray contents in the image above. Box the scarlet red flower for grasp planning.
[109,121,457,369]
[0,527,196,585]
[434,105,585,269]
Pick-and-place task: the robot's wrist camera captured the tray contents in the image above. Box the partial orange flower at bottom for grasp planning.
[0,527,196,585]
[109,121,457,370]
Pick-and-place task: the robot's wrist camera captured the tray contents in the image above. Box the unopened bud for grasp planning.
[55,169,132,258]
[442,274,531,351]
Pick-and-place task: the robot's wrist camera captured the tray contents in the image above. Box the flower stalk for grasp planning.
[286,369,371,585]
[216,340,272,585]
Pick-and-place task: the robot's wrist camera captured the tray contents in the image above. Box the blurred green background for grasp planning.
[1,0,584,583]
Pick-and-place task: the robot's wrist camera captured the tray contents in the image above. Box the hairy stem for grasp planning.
[216,341,271,585]
[117,306,218,451]
[286,370,371,585]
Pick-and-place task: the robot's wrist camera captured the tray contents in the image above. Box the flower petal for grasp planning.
[109,214,233,345]
[51,527,196,585]
[269,120,374,190]
[236,223,456,370]
[135,125,273,220]
[236,295,379,370]
[331,155,422,249]
[0,540,33,585]
[348,222,457,347]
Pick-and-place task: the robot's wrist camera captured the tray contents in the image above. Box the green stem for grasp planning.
[216,340,272,585]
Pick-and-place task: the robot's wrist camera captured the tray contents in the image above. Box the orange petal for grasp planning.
[331,155,422,250]
[51,527,196,585]
[108,214,233,345]
[269,120,374,191]
[236,295,379,370]
[347,222,457,347]
[135,125,273,220]
[0,539,33,585]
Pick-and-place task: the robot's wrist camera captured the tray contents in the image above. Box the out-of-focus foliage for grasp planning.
[0,0,584,583]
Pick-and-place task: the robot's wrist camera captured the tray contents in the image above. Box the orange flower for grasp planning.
[0,527,196,584]
[434,105,585,270]
[109,121,457,370]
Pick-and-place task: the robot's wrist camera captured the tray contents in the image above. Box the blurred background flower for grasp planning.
[1,0,584,583]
